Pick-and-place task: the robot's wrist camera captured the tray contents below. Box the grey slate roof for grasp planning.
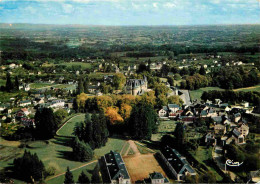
[168,104,180,108]
[161,146,195,175]
[149,172,164,179]
[104,151,130,181]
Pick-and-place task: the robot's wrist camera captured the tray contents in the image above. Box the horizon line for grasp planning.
[1,22,260,27]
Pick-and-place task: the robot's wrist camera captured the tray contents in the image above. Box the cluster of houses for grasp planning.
[158,99,252,147]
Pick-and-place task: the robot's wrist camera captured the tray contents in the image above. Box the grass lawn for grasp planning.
[0,79,5,86]
[30,83,54,89]
[158,120,177,133]
[233,84,260,92]
[191,146,222,181]
[189,87,224,101]
[57,62,93,70]
[94,138,126,159]
[0,136,127,184]
[0,91,28,103]
[57,114,85,137]
[46,161,96,184]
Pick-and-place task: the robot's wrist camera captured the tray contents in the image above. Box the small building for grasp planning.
[158,106,168,118]
[102,151,131,184]
[214,124,226,136]
[19,100,32,107]
[168,104,180,114]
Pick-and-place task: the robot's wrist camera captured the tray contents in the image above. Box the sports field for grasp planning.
[123,153,166,183]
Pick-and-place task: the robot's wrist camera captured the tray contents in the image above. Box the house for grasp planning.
[181,117,195,125]
[225,129,245,145]
[159,146,196,181]
[19,83,30,91]
[237,123,249,137]
[233,113,241,123]
[49,100,65,108]
[148,172,169,184]
[102,151,131,184]
[139,172,169,184]
[123,66,131,71]
[158,106,168,118]
[205,132,216,146]
[21,118,35,128]
[168,104,180,114]
[214,124,226,136]
[16,108,30,118]
[19,100,32,107]
[88,85,99,94]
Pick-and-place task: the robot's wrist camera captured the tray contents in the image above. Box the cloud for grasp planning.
[152,2,158,8]
[164,2,176,8]
[62,3,74,14]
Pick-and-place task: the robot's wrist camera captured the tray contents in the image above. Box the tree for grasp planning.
[15,75,19,90]
[105,106,123,125]
[119,103,132,120]
[73,112,109,149]
[128,102,158,139]
[154,83,170,97]
[174,123,186,149]
[77,79,84,94]
[161,64,171,77]
[13,150,45,182]
[64,167,74,184]
[35,108,57,139]
[78,171,90,184]
[199,65,206,75]
[5,72,13,92]
[54,109,68,127]
[156,94,168,107]
[168,95,184,106]
[83,78,89,93]
[112,73,126,90]
[91,164,102,183]
[72,136,93,162]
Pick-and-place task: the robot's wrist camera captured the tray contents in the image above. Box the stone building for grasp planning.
[125,76,147,96]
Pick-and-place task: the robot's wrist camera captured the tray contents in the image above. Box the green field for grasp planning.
[190,85,260,101]
[189,87,224,101]
[233,84,260,92]
[0,79,5,86]
[157,121,177,133]
[191,146,222,181]
[0,113,127,184]
[30,83,54,89]
[57,114,85,137]
[57,62,93,70]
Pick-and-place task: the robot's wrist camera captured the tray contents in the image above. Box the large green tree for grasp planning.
[35,108,57,139]
[13,150,45,182]
[78,171,90,184]
[5,72,13,92]
[72,136,93,162]
[112,73,126,90]
[64,167,74,184]
[128,102,158,139]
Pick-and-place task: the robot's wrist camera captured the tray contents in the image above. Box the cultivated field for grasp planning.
[123,153,166,183]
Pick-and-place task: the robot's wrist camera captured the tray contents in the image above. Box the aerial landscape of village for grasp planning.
[0,0,259,183]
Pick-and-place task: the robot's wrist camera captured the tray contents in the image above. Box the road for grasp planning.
[179,89,191,105]
[212,146,237,181]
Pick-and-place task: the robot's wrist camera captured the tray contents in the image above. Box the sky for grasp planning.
[0,0,259,25]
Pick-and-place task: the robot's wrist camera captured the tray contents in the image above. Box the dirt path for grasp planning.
[233,85,260,91]
[128,140,140,156]
[45,160,97,181]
